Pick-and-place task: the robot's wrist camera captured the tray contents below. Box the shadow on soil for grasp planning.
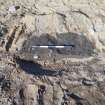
[16,58,62,76]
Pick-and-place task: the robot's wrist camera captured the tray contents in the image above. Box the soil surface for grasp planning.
[0,0,105,105]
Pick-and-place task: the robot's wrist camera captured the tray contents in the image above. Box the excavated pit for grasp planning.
[21,32,94,60]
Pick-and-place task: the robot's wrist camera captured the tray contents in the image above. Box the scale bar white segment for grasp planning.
[32,45,74,49]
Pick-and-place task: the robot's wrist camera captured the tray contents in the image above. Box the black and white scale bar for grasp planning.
[31,45,75,49]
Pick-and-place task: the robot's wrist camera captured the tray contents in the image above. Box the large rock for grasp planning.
[23,84,38,105]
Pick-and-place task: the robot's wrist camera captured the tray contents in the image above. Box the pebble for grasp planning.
[33,55,39,59]
[82,78,96,86]
[8,6,16,13]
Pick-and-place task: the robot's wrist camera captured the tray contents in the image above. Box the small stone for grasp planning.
[33,55,38,59]
[82,78,96,86]
[8,6,16,13]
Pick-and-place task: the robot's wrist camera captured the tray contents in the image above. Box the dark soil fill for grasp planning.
[21,32,94,56]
